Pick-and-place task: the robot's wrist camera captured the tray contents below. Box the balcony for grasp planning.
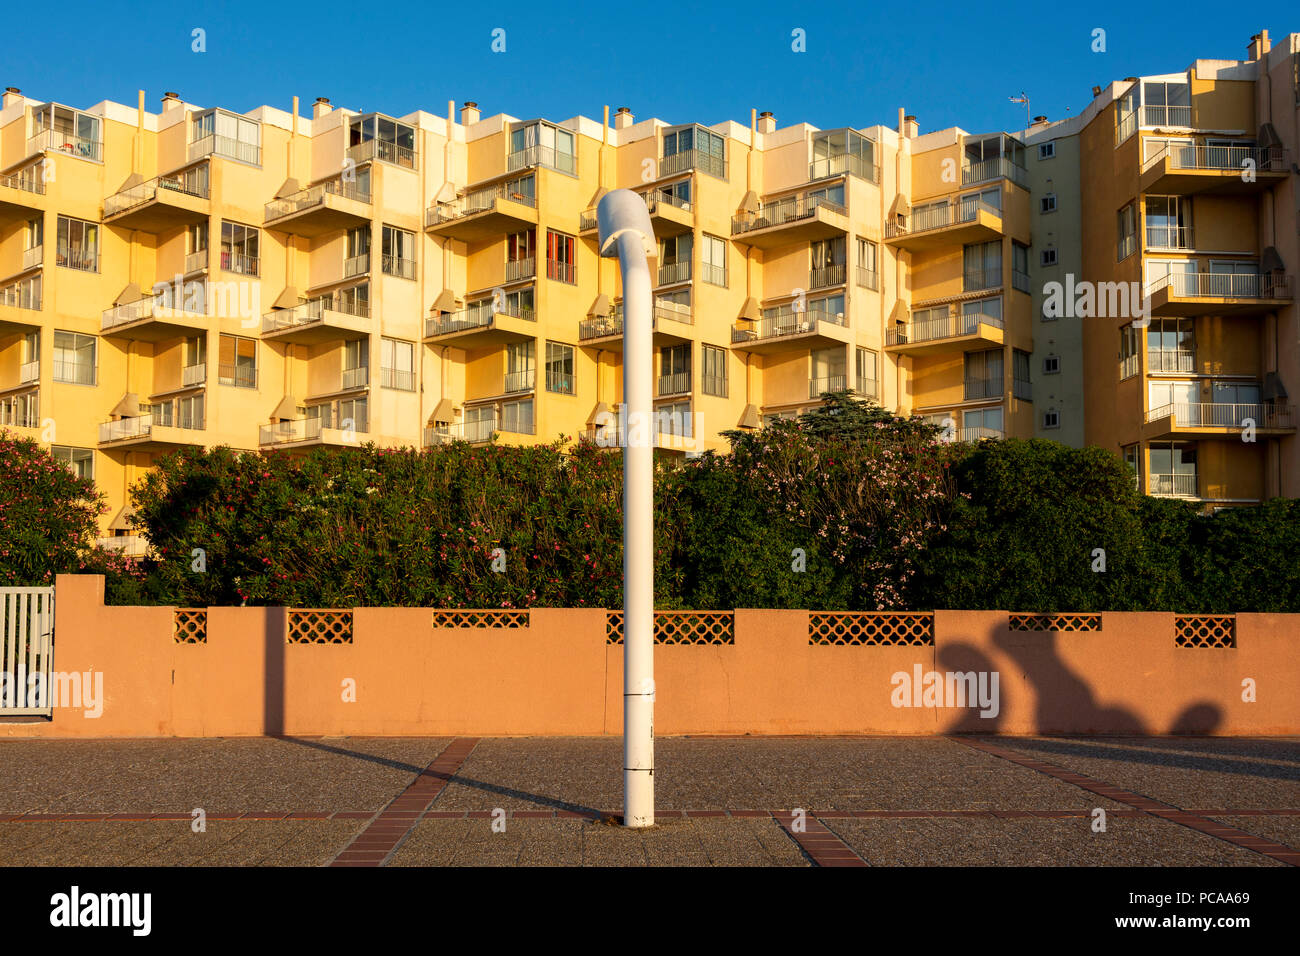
[731,193,848,249]
[959,426,1005,442]
[182,362,206,387]
[341,366,369,391]
[348,138,416,170]
[0,393,40,433]
[96,535,148,558]
[102,294,208,343]
[1143,105,1193,127]
[1147,349,1195,374]
[20,360,39,385]
[809,153,880,184]
[505,257,536,283]
[382,255,417,280]
[0,276,42,335]
[657,371,691,397]
[219,364,258,389]
[1142,401,1296,441]
[28,128,102,163]
[578,298,694,352]
[504,369,535,394]
[885,310,1005,356]
[425,181,537,241]
[98,411,204,451]
[423,296,535,346]
[507,144,574,176]
[0,168,45,226]
[657,260,692,287]
[731,304,850,355]
[380,368,415,391]
[262,291,371,345]
[264,180,372,238]
[259,413,368,449]
[104,174,210,232]
[659,149,726,180]
[344,253,371,279]
[219,252,259,277]
[884,198,1003,251]
[184,250,208,275]
[189,134,260,166]
[962,157,1027,189]
[1146,272,1293,317]
[641,189,695,237]
[424,408,534,446]
[1149,473,1198,499]
[808,264,847,290]
[809,374,848,399]
[1139,143,1290,196]
[546,259,575,284]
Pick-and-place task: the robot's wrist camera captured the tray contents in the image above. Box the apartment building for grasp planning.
[1058,29,1299,504]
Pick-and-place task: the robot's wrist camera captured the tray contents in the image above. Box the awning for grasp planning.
[270,395,298,420]
[431,289,459,313]
[114,283,142,305]
[737,404,760,429]
[430,398,456,424]
[274,177,301,199]
[272,286,299,309]
[588,293,610,318]
[110,393,140,417]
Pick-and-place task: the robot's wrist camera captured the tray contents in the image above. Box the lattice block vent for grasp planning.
[287,610,354,644]
[174,609,207,644]
[431,610,530,629]
[606,611,736,645]
[808,611,935,646]
[1174,615,1236,648]
[1008,613,1102,632]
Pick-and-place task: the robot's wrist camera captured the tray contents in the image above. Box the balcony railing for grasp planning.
[963,267,1002,292]
[218,363,257,388]
[260,418,321,445]
[504,369,535,393]
[1146,225,1194,249]
[382,255,416,279]
[105,174,210,218]
[99,415,152,443]
[426,180,537,228]
[425,417,497,445]
[658,371,691,396]
[341,366,369,390]
[0,168,45,195]
[57,250,96,273]
[1115,110,1139,146]
[344,253,371,278]
[506,256,536,282]
[660,149,726,180]
[0,398,39,428]
[348,139,416,169]
[507,145,575,175]
[1149,473,1197,498]
[887,310,1004,346]
[1145,402,1295,429]
[0,277,41,310]
[1143,142,1289,173]
[262,290,370,333]
[655,298,694,326]
[964,377,1003,401]
[220,252,259,276]
[190,134,260,166]
[809,374,847,398]
[700,263,726,287]
[885,197,1000,238]
[809,153,879,183]
[185,250,208,274]
[380,368,415,391]
[579,315,621,340]
[1143,105,1193,127]
[265,179,371,221]
[53,360,95,386]
[1121,353,1141,379]
[809,264,846,289]
[20,360,39,384]
[1148,272,1293,300]
[102,296,160,330]
[733,305,846,344]
[642,188,693,215]
[28,128,101,162]
[21,245,42,271]
[857,267,878,290]
[579,210,600,231]
[962,157,1027,188]
[425,296,534,337]
[731,192,847,236]
[546,259,575,284]
[182,362,206,386]
[658,260,691,286]
[959,426,1005,442]
[1012,269,1030,293]
[1147,349,1195,373]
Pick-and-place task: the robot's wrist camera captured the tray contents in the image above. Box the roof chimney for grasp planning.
[1031,115,1048,127]
[312,97,332,119]
[1091,85,1103,98]
[756,110,776,134]
[1248,29,1271,61]
[160,91,183,112]
[903,114,919,138]
[3,87,22,110]
[461,101,480,125]
[614,106,634,129]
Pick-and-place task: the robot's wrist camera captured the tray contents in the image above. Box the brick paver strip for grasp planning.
[328,737,480,867]
[951,736,1299,866]
[773,811,869,867]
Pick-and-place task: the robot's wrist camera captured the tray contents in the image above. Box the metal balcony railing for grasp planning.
[182,363,206,386]
[105,174,210,218]
[218,363,257,388]
[53,360,95,386]
[426,180,537,228]
[260,418,321,445]
[857,267,878,290]
[348,139,416,169]
[658,260,691,286]
[964,376,1003,401]
[657,371,691,396]
[886,310,1004,346]
[732,305,846,344]
[425,297,534,337]
[265,179,371,221]
[701,374,727,397]
[1149,473,1197,498]
[1147,349,1195,373]
[731,192,847,236]
[700,263,727,287]
[0,168,45,194]
[959,426,1005,442]
[344,253,371,278]
[1143,142,1289,173]
[190,134,260,166]
[262,290,370,334]
[504,369,535,393]
[220,252,259,276]
[808,153,880,183]
[1149,272,1293,300]
[28,129,101,162]
[57,249,96,272]
[1143,105,1193,127]
[580,315,622,340]
[185,250,208,274]
[809,264,846,289]
[341,366,369,390]
[579,210,599,231]
[425,416,497,445]
[1115,110,1139,146]
[546,259,575,283]
[99,414,153,443]
[1013,377,1032,401]
[380,368,415,391]
[642,188,693,215]
[22,246,42,271]
[962,157,1027,188]
[885,197,1001,239]
[1120,353,1141,379]
[507,144,575,175]
[20,360,39,384]
[0,277,41,310]
[1145,402,1295,429]
[382,256,416,280]
[102,296,159,330]
[655,298,693,326]
[506,256,536,282]
[809,374,847,398]
[1146,225,1194,249]
[0,398,40,428]
[659,148,726,180]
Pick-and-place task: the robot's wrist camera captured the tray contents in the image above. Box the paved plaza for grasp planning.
[0,736,1296,866]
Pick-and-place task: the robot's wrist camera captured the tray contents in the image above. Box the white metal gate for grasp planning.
[0,587,55,716]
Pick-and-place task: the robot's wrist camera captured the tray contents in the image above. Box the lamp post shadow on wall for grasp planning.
[597,189,657,828]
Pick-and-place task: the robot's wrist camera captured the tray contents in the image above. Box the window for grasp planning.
[1147,318,1194,372]
[1142,81,1191,126]
[856,347,878,398]
[381,337,415,391]
[177,394,205,430]
[1040,194,1057,214]
[338,396,369,434]
[187,222,208,271]
[656,400,693,441]
[51,446,93,480]
[1038,141,1056,160]
[26,216,42,252]
[348,114,416,169]
[1013,349,1032,401]
[1145,196,1192,249]
[659,234,692,285]
[659,344,691,395]
[346,226,371,276]
[32,104,101,160]
[1122,444,1140,488]
[219,334,257,388]
[964,349,1003,400]
[53,331,95,385]
[501,397,534,434]
[193,109,261,164]
[962,297,1003,331]
[336,283,370,317]
[1149,442,1197,497]
[509,121,575,175]
[809,237,845,288]
[506,230,536,281]
[183,335,206,383]
[662,125,725,179]
[811,128,876,181]
[1119,324,1142,379]
[857,238,878,289]
[220,221,259,276]
[56,216,98,272]
[1040,247,1058,267]
[1043,355,1060,375]
[811,347,847,397]
[545,342,575,395]
[1211,381,1261,409]
[701,234,727,287]
[963,406,1004,438]
[506,341,535,393]
[701,345,728,397]
[963,240,1001,291]
[1116,85,1139,145]
[546,230,575,283]
[1042,409,1060,429]
[1012,242,1030,292]
[962,134,1026,185]
[1117,202,1137,261]
[340,340,369,390]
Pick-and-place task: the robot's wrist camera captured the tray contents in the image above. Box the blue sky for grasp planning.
[3,1,1290,135]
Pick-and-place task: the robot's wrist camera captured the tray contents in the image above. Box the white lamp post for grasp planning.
[597,189,656,828]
